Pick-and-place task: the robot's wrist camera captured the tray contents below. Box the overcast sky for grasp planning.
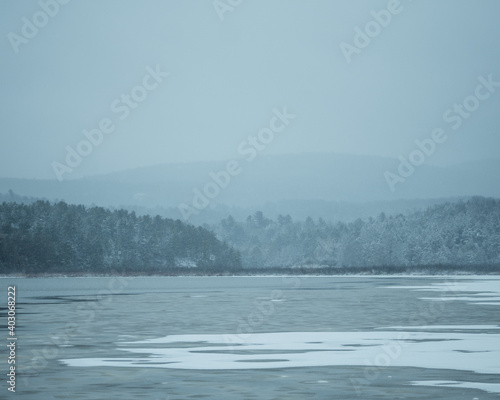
[1,0,500,180]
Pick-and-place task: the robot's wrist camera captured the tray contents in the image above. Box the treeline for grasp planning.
[238,264,500,275]
[0,201,241,274]
[210,197,500,269]
[1,197,499,275]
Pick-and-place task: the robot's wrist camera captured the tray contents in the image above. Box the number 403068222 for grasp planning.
[7,286,16,336]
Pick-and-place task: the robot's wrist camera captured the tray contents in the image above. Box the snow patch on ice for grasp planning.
[62,328,500,374]
[386,279,500,306]
[411,380,500,395]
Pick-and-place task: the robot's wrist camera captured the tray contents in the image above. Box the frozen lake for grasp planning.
[1,276,499,399]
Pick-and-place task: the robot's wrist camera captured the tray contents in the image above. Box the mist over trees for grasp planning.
[211,197,500,269]
[0,201,241,274]
[1,197,499,275]
[0,189,40,205]
[1,154,500,213]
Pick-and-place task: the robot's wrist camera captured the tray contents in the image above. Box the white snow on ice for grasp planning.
[411,380,500,395]
[62,328,500,376]
[385,279,500,305]
[61,278,500,395]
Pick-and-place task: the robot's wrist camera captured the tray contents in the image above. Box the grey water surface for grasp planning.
[1,276,499,400]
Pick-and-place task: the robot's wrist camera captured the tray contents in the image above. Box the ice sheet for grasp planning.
[411,380,500,395]
[62,328,500,374]
[385,279,500,305]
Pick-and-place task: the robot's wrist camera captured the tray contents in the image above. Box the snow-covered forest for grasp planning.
[0,201,241,274]
[1,197,499,274]
[211,197,500,269]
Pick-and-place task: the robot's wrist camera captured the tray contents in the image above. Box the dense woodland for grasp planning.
[0,201,241,274]
[0,196,499,275]
[210,197,500,269]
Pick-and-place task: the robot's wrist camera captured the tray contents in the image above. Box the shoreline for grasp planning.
[1,272,499,279]
[2,263,499,279]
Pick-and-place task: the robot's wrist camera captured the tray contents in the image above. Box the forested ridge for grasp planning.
[1,197,499,275]
[0,201,241,274]
[211,197,500,269]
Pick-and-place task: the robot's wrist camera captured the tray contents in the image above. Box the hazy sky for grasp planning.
[1,0,500,180]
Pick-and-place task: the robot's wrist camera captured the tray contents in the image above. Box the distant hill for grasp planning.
[0,190,41,205]
[1,153,499,222]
